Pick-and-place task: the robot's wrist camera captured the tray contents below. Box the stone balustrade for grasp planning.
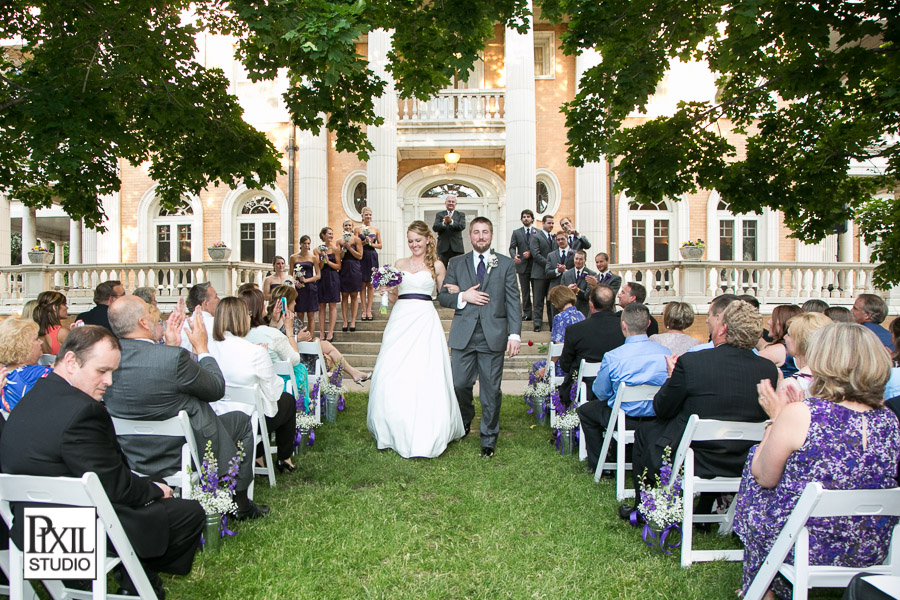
[397,89,505,123]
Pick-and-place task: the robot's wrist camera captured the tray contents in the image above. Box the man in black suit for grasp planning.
[75,280,125,331]
[617,281,659,336]
[560,250,595,317]
[0,326,204,597]
[558,284,626,404]
[625,300,776,515]
[528,215,557,332]
[433,195,466,265]
[509,209,536,321]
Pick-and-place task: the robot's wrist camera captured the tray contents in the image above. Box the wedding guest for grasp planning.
[545,232,575,320]
[146,305,165,343]
[531,286,585,381]
[316,227,341,342]
[132,286,157,307]
[851,293,893,349]
[20,299,38,321]
[432,195,466,266]
[585,252,622,295]
[560,250,594,317]
[738,294,770,343]
[0,318,50,412]
[801,298,829,313]
[338,219,364,332]
[290,235,322,332]
[686,294,740,353]
[734,323,900,599]
[33,290,69,354]
[650,302,701,355]
[529,215,558,332]
[884,318,900,399]
[180,282,219,354]
[210,297,298,474]
[262,256,292,300]
[76,280,125,331]
[509,209,536,321]
[357,207,382,321]
[616,282,659,336]
[824,305,854,323]
[758,304,803,377]
[559,216,591,252]
[236,282,259,294]
[781,312,833,398]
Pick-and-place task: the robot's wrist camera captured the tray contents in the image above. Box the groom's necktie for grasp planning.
[477,254,486,284]
[525,227,531,241]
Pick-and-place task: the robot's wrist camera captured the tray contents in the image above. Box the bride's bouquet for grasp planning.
[372,265,402,314]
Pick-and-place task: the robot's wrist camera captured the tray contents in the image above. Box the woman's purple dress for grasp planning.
[531,306,585,377]
[339,243,362,293]
[293,262,319,313]
[733,398,900,598]
[317,253,341,304]
[360,232,379,283]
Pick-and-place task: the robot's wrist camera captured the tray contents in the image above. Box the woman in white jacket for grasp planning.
[210,297,298,473]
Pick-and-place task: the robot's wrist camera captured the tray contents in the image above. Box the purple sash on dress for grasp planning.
[398,294,432,301]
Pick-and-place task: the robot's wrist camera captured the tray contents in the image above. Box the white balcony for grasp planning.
[397,89,505,125]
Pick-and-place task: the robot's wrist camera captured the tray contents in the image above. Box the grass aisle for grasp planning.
[167,392,746,599]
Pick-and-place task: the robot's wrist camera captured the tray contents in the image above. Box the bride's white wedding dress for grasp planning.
[366,269,464,458]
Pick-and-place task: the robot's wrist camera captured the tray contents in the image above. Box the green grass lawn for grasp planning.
[164,392,754,599]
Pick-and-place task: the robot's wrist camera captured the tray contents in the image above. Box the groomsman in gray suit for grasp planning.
[432,195,466,266]
[438,217,522,457]
[528,215,558,332]
[560,217,592,253]
[509,209,536,321]
[544,232,576,321]
[585,252,622,295]
[561,250,595,317]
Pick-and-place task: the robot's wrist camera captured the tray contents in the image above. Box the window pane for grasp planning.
[262,222,276,264]
[653,220,669,262]
[241,196,277,215]
[157,225,170,263]
[632,221,646,263]
[421,183,481,198]
[743,220,758,261]
[536,181,549,214]
[720,220,734,261]
[534,46,545,77]
[177,225,191,262]
[353,183,367,214]
[240,223,255,262]
[158,201,193,217]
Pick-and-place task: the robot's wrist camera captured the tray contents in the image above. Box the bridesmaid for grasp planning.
[289,235,321,333]
[357,207,382,321]
[316,227,341,342]
[339,219,364,332]
[262,256,292,301]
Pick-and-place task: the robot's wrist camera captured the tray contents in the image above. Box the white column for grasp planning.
[68,218,82,265]
[368,29,400,264]
[504,4,537,243]
[0,195,10,266]
[53,242,63,265]
[574,49,608,256]
[21,206,37,253]
[838,221,854,262]
[297,119,329,241]
[94,192,121,263]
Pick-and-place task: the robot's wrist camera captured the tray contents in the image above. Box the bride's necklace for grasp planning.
[408,257,426,272]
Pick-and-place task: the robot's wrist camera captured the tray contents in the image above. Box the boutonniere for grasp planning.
[486,253,499,273]
[578,271,587,281]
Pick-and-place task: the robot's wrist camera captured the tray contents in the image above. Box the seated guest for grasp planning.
[628,300,777,516]
[650,302,701,355]
[734,323,900,599]
[851,293,893,349]
[0,326,205,597]
[210,297,298,474]
[20,299,38,321]
[104,296,268,521]
[180,282,219,354]
[884,318,900,399]
[616,282,659,336]
[824,305,853,323]
[781,312,832,398]
[686,293,740,353]
[532,286,585,380]
[579,303,670,472]
[76,280,125,330]
[738,294,770,343]
[558,284,626,404]
[33,290,69,354]
[0,318,50,411]
[132,286,157,306]
[801,298,829,313]
[757,304,802,377]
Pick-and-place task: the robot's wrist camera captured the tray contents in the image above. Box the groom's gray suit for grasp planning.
[438,251,522,449]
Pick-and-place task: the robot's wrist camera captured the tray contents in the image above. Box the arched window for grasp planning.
[421,183,481,198]
[629,198,672,262]
[352,182,367,215]
[536,181,549,214]
[155,201,193,263]
[237,195,278,264]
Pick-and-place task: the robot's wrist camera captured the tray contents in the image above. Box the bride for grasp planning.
[366,221,465,458]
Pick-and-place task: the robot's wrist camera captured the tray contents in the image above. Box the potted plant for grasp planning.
[27,245,53,264]
[208,241,232,261]
[679,239,705,260]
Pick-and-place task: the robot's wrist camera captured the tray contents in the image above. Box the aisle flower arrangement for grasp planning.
[294,393,319,449]
[551,387,580,454]
[315,363,347,422]
[636,446,684,554]
[188,440,243,516]
[372,265,402,314]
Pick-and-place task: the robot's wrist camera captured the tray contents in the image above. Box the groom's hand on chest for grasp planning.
[461,283,490,306]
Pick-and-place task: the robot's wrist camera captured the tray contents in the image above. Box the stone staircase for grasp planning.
[330,302,552,380]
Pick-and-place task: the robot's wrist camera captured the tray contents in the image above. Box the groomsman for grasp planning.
[545,232,576,320]
[561,250,595,317]
[529,215,557,332]
[433,195,466,266]
[560,217,592,253]
[585,252,622,295]
[509,209,536,321]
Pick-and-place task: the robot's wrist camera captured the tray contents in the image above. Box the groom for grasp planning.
[438,217,522,457]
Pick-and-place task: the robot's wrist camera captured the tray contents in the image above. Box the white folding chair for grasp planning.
[668,414,767,567]
[110,410,200,499]
[575,359,603,461]
[222,384,276,488]
[545,342,565,428]
[744,482,900,600]
[0,472,161,600]
[594,383,662,502]
[37,353,56,366]
[273,360,300,400]
[297,340,327,425]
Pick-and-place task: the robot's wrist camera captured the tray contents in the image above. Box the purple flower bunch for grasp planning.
[371,265,402,289]
[637,446,684,529]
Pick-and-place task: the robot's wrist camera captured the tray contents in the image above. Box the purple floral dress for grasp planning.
[733,398,900,599]
[532,306,585,377]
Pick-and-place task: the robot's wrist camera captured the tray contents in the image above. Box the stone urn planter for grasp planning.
[208,246,232,261]
[679,245,704,260]
[27,251,53,265]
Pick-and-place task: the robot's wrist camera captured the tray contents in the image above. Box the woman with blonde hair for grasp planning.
[356,206,382,321]
[366,221,464,458]
[780,312,832,397]
[33,290,69,355]
[735,323,900,599]
[0,318,50,411]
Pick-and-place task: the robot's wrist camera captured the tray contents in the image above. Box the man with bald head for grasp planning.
[104,296,268,521]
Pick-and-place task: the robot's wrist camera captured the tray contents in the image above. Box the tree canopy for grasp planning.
[540,0,899,284]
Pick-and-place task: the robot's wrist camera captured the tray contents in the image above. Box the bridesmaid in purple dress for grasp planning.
[356,207,382,321]
[338,219,363,332]
[316,227,341,342]
[289,235,321,332]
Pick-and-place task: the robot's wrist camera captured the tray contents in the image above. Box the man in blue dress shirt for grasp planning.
[577,303,670,472]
